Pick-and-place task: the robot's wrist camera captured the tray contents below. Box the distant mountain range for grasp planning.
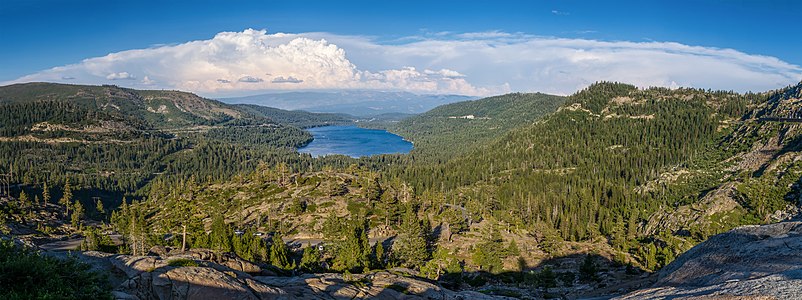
[219,90,476,116]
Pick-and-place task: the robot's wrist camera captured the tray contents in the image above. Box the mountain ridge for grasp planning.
[220,90,476,116]
[389,92,567,159]
[3,81,802,299]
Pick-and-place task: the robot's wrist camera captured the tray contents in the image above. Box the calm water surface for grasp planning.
[299,126,413,158]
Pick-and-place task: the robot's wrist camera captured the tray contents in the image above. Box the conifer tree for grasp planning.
[210,214,232,252]
[579,254,599,282]
[331,218,371,272]
[41,181,50,206]
[60,179,73,216]
[373,241,385,269]
[392,205,430,267]
[300,244,320,272]
[95,199,104,217]
[71,201,84,229]
[507,239,521,256]
[18,190,29,209]
[270,233,290,270]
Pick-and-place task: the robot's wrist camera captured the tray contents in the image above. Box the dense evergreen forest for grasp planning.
[3,81,802,293]
[236,104,353,128]
[385,83,771,268]
[0,83,359,200]
[390,92,566,160]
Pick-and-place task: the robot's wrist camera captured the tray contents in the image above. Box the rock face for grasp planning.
[118,266,268,300]
[102,249,505,300]
[252,271,499,300]
[178,248,262,274]
[618,222,802,299]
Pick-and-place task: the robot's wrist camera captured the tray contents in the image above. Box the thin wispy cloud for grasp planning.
[552,10,570,16]
[6,28,802,97]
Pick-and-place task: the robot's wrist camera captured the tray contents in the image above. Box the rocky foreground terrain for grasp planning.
[57,221,802,299]
[66,248,504,300]
[618,221,802,299]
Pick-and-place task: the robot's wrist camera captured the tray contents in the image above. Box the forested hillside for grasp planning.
[236,104,353,128]
[386,82,800,269]
[0,83,349,203]
[4,81,802,299]
[0,82,251,132]
[106,82,800,276]
[391,92,566,159]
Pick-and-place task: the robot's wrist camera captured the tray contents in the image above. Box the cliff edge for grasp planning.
[618,221,802,299]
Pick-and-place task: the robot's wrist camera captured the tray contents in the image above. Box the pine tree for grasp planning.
[392,205,429,267]
[60,179,73,216]
[175,186,195,252]
[210,214,231,252]
[420,246,461,280]
[270,233,290,270]
[331,218,371,272]
[95,199,105,220]
[537,266,557,288]
[111,197,130,249]
[579,254,599,282]
[71,201,84,229]
[373,241,385,269]
[507,239,521,256]
[18,190,29,209]
[115,200,147,256]
[130,202,149,256]
[471,227,510,273]
[366,177,382,202]
[41,181,50,206]
[120,197,128,211]
[300,244,320,272]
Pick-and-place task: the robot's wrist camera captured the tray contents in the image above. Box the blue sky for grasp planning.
[2,0,801,96]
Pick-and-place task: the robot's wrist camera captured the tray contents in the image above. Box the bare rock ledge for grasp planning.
[618,221,802,300]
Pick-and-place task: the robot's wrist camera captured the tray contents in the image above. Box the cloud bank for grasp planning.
[7,29,802,96]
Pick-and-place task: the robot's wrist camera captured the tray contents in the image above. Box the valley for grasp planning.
[1,80,802,299]
[3,1,801,298]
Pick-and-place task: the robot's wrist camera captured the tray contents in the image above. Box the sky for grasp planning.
[2,0,801,97]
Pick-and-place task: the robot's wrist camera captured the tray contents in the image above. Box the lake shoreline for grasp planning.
[298,125,413,158]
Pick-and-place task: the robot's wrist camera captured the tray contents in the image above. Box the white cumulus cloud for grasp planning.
[238,76,264,83]
[271,76,303,83]
[106,72,135,80]
[5,28,802,97]
[141,76,155,85]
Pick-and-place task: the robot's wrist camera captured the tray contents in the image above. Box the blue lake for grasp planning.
[299,126,413,158]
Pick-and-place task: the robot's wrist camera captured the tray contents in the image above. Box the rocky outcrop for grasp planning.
[641,182,743,236]
[252,271,500,300]
[117,266,272,300]
[618,221,802,299]
[170,248,262,274]
[101,249,506,300]
[112,256,170,278]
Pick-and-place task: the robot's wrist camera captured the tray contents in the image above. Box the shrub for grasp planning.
[0,240,112,299]
[167,258,199,267]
